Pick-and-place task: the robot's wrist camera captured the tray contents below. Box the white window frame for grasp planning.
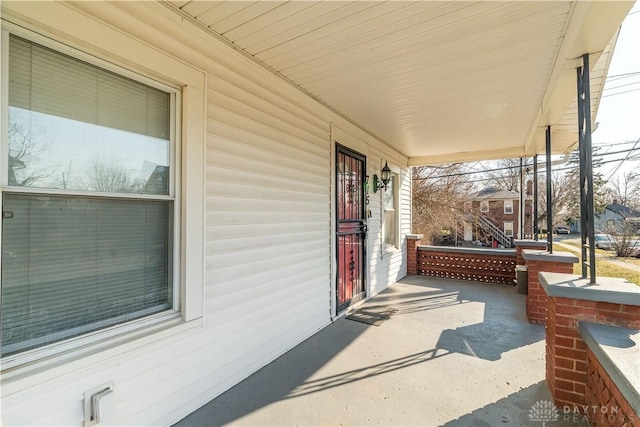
[480,200,489,212]
[383,171,400,252]
[463,201,472,213]
[504,199,513,214]
[0,21,205,376]
[504,221,514,237]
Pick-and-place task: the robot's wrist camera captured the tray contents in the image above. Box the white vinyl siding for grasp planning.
[368,159,410,296]
[0,3,410,426]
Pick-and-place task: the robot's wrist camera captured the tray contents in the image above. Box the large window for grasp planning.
[384,174,398,249]
[1,34,176,355]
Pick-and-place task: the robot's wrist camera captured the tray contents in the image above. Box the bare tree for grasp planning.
[605,171,640,209]
[7,111,54,187]
[482,158,522,191]
[412,164,474,244]
[607,218,640,257]
[79,157,143,193]
[536,171,578,229]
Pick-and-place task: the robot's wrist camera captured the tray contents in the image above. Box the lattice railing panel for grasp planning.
[417,248,516,285]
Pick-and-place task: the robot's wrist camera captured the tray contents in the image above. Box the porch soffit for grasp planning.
[169,1,633,165]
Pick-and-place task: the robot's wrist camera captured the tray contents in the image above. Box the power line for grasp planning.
[601,88,640,98]
[593,139,640,147]
[606,71,640,80]
[437,155,640,186]
[603,81,640,92]
[604,137,640,180]
[414,144,640,180]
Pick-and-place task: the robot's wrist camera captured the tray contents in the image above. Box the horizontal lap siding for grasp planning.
[0,2,410,426]
[367,154,411,296]
[203,57,333,407]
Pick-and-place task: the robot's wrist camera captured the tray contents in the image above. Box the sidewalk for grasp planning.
[175,277,587,426]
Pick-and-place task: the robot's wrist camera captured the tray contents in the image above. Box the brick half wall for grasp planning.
[540,273,640,415]
[586,347,639,426]
[547,296,640,409]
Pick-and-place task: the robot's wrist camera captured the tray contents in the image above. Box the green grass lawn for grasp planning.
[554,241,640,285]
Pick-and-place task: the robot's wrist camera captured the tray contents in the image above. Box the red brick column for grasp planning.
[514,239,547,266]
[547,296,640,410]
[522,250,577,324]
[540,273,640,414]
[406,234,423,275]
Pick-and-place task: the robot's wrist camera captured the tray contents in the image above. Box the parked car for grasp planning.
[554,225,571,234]
[629,240,640,258]
[594,234,616,250]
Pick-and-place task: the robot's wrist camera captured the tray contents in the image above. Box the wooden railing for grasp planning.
[416,246,516,285]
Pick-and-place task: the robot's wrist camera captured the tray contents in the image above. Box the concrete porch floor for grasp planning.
[175,276,588,427]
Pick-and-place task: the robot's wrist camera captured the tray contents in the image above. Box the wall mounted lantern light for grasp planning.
[372,162,392,193]
[380,161,392,191]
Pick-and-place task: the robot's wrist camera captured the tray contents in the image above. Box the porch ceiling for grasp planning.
[169,1,633,165]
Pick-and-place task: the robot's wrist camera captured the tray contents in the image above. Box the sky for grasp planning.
[591,3,640,182]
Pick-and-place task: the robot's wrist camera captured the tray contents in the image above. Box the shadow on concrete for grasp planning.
[364,291,470,315]
[285,347,450,399]
[174,278,546,426]
[436,318,544,362]
[174,317,373,427]
[442,381,588,427]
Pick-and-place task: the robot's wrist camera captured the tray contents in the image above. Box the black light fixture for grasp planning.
[381,161,392,190]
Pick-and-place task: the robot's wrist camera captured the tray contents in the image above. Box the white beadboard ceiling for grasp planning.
[169,1,633,165]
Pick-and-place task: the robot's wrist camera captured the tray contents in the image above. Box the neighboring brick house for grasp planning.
[595,202,640,234]
[463,187,534,247]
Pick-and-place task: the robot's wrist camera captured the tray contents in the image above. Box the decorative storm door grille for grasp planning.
[336,145,366,313]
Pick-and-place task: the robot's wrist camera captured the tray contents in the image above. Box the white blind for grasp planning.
[8,35,169,140]
[1,194,172,354]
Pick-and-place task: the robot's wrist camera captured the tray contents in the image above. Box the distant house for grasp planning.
[462,187,533,248]
[595,202,640,234]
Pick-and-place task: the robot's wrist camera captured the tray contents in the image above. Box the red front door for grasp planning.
[336,145,366,313]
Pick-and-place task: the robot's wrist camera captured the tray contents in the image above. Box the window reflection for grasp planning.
[8,107,170,195]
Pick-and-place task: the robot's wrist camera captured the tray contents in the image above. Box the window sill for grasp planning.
[383,245,401,257]
[1,312,203,394]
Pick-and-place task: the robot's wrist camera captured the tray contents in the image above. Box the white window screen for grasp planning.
[2,35,174,355]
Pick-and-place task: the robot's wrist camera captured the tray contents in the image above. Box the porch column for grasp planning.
[534,154,539,241]
[545,126,553,254]
[522,250,577,324]
[406,234,423,275]
[577,54,597,283]
[519,157,524,239]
